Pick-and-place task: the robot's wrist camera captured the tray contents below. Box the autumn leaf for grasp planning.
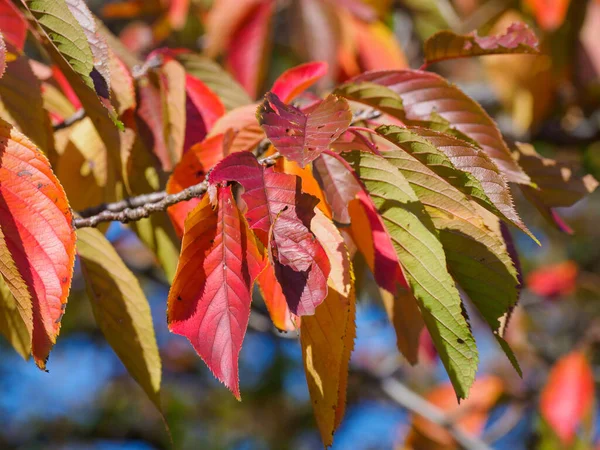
[0,119,76,368]
[167,187,265,398]
[226,0,275,98]
[176,52,252,111]
[346,70,532,185]
[301,210,355,447]
[209,103,264,154]
[166,133,226,236]
[526,0,571,31]
[258,92,352,167]
[0,275,31,360]
[209,152,330,315]
[342,150,478,398]
[0,0,27,50]
[352,18,408,71]
[423,22,540,67]
[184,74,225,150]
[313,152,361,224]
[540,351,595,445]
[271,61,328,103]
[77,227,162,409]
[376,125,537,243]
[526,260,578,298]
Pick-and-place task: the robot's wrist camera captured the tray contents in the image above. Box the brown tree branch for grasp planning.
[73,153,281,229]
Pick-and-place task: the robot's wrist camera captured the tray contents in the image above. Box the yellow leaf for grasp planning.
[301,210,355,446]
[0,275,31,360]
[77,227,162,410]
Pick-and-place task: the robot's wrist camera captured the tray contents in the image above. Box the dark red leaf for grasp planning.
[258,92,352,167]
[184,74,225,151]
[0,0,27,50]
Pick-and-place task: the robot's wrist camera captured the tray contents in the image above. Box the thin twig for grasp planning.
[53,108,86,131]
[73,153,280,228]
[380,378,494,450]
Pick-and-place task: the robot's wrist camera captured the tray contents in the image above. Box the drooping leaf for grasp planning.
[0,46,54,153]
[313,152,361,225]
[258,92,352,167]
[160,58,187,168]
[423,22,540,67]
[209,103,263,154]
[137,75,171,171]
[0,275,31,359]
[125,136,181,283]
[301,210,355,447]
[166,133,226,236]
[515,143,598,232]
[271,61,328,103]
[526,260,578,298]
[257,263,298,331]
[348,70,531,185]
[540,351,595,445]
[176,52,251,110]
[376,125,536,242]
[0,0,27,50]
[167,187,265,398]
[184,74,225,150]
[226,0,275,99]
[0,119,76,368]
[342,150,478,398]
[77,227,162,409]
[209,152,330,316]
[64,0,111,99]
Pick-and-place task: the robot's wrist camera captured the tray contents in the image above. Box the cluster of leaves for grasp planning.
[0,0,598,446]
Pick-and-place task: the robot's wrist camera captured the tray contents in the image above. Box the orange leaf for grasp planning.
[167,186,265,398]
[526,0,571,31]
[0,119,76,368]
[166,134,226,236]
[540,351,595,444]
[526,260,578,298]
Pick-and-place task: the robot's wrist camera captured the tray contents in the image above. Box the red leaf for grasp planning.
[226,0,275,99]
[540,351,595,444]
[184,74,225,151]
[137,76,171,170]
[167,186,265,398]
[258,92,352,167]
[271,61,329,103]
[526,260,578,298]
[166,134,226,236]
[167,0,190,30]
[526,0,571,31]
[0,0,27,50]
[209,152,331,315]
[0,120,76,368]
[353,70,531,185]
[348,192,407,294]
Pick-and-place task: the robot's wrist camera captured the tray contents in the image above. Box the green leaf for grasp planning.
[175,52,251,110]
[380,149,521,371]
[335,81,405,119]
[77,228,162,409]
[343,150,478,398]
[25,0,95,90]
[376,125,537,243]
[347,70,532,185]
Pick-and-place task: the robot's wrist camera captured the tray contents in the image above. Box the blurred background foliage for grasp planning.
[2,0,600,449]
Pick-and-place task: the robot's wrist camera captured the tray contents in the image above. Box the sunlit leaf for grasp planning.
[166,133,226,236]
[343,150,478,398]
[168,187,265,398]
[423,22,540,66]
[77,227,162,409]
[348,70,531,185]
[258,92,352,167]
[271,61,328,103]
[301,210,355,447]
[0,0,27,50]
[376,125,536,242]
[525,0,571,31]
[226,0,275,98]
[0,119,76,368]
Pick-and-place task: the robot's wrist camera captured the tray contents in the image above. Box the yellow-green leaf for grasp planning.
[77,227,162,409]
[0,274,31,360]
